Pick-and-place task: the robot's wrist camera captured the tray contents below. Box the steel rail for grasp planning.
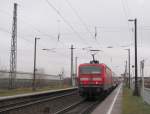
[54,99,102,114]
[0,89,77,109]
[54,99,85,114]
[78,100,101,114]
[0,90,78,113]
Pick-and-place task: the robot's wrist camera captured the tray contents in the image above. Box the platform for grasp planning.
[92,84,122,114]
[0,87,77,101]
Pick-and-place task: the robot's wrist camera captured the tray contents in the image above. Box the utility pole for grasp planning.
[9,3,17,89]
[125,60,128,85]
[70,45,75,87]
[125,49,131,88]
[32,37,40,91]
[75,56,78,80]
[134,18,139,96]
[128,18,139,96]
[140,60,144,98]
[128,49,131,88]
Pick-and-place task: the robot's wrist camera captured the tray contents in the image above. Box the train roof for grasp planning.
[79,63,106,67]
[79,63,112,70]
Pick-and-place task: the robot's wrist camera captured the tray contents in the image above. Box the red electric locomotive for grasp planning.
[78,59,114,97]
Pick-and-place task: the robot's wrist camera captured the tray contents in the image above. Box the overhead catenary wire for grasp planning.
[45,0,90,46]
[65,0,101,46]
[0,8,73,59]
[65,0,94,37]
[1,7,62,39]
[0,9,50,44]
[1,4,141,49]
[120,0,145,59]
[120,0,133,47]
[0,0,146,53]
[18,2,60,40]
[0,27,34,45]
[18,2,70,49]
[0,27,70,60]
[0,7,67,49]
[0,27,60,51]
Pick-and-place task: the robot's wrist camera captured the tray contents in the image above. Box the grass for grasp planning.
[123,86,150,114]
[0,85,71,97]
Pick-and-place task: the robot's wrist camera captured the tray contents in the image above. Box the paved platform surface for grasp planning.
[91,84,122,114]
[0,87,77,100]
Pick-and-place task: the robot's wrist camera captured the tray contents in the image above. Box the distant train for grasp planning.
[78,60,118,97]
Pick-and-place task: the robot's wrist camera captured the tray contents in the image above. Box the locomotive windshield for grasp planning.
[79,66,101,74]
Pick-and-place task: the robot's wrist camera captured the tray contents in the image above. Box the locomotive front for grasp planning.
[78,63,105,97]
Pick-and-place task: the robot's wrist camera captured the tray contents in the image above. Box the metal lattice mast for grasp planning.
[9,3,17,89]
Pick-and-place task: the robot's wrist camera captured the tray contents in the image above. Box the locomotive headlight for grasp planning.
[92,77,102,81]
[95,81,98,84]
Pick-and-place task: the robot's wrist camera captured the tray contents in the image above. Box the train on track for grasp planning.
[78,55,119,97]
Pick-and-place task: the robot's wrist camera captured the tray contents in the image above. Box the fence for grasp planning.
[0,71,72,89]
[130,77,150,105]
[143,88,150,104]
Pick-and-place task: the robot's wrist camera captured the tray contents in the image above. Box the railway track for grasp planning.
[0,90,76,109]
[0,87,114,114]
[0,88,81,114]
[54,100,100,114]
[0,88,77,107]
[54,95,107,114]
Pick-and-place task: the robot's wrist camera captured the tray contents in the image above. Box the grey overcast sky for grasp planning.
[0,0,150,77]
